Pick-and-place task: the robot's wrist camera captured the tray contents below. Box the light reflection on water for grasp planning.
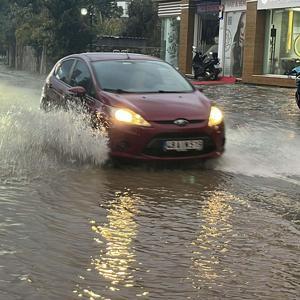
[74,189,148,299]
[191,191,234,288]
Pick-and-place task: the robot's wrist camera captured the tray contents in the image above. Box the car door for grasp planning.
[47,58,75,108]
[68,59,99,113]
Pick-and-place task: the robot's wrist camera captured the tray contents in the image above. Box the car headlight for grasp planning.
[112,108,151,127]
[208,106,223,127]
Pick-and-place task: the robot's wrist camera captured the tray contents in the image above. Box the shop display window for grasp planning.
[223,11,246,77]
[264,8,300,75]
[160,17,180,67]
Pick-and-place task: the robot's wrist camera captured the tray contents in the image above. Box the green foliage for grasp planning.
[0,0,161,65]
[123,0,161,46]
[94,0,123,19]
[95,18,125,36]
[44,0,91,61]
[0,0,16,48]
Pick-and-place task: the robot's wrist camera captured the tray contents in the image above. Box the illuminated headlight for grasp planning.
[112,108,151,127]
[208,106,223,127]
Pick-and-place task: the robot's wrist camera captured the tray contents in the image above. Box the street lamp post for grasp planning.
[81,6,95,52]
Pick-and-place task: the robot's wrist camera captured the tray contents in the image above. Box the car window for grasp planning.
[70,60,95,97]
[55,59,74,84]
[92,60,194,93]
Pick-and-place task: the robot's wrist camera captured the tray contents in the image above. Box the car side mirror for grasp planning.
[68,86,86,97]
[195,86,204,92]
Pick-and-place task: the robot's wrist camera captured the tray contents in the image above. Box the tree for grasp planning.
[43,0,91,61]
[0,0,160,69]
[94,0,123,19]
[122,0,161,46]
[0,0,123,65]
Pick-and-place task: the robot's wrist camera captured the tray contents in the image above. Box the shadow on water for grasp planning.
[105,156,209,172]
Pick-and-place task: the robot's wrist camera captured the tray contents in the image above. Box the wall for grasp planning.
[178,0,195,74]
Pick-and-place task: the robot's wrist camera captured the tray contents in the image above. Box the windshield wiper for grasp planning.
[156,90,191,93]
[103,88,131,93]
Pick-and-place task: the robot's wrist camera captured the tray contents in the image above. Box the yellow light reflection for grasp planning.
[91,192,139,286]
[74,190,148,299]
[191,191,234,287]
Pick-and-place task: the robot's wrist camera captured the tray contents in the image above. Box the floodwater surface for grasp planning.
[0,64,299,300]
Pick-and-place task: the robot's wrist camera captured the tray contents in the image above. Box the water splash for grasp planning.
[0,107,109,176]
[211,124,300,182]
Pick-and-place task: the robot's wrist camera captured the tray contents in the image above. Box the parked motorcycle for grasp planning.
[192,50,222,81]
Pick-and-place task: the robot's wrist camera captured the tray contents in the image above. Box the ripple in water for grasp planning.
[0,107,109,177]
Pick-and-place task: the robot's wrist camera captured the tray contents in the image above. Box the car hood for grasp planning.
[100,91,211,121]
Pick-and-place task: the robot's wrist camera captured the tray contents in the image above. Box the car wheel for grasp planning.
[40,96,52,112]
[204,70,212,81]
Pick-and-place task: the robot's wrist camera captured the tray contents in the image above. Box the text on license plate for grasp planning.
[164,140,203,152]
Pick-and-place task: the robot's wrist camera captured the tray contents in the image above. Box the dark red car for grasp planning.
[40,52,225,161]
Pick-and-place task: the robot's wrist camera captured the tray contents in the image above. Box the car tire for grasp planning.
[40,96,52,112]
[204,70,212,81]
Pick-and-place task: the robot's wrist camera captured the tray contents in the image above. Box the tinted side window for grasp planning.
[55,59,74,83]
[70,60,94,96]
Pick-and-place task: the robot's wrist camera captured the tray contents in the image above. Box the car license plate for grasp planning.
[164,140,203,152]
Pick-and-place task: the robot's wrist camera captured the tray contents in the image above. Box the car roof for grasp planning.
[63,52,162,63]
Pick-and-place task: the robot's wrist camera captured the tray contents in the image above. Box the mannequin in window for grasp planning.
[231,12,246,78]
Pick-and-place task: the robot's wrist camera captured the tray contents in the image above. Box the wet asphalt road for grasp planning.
[0,64,299,300]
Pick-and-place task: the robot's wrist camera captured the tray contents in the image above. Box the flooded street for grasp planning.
[0,64,299,299]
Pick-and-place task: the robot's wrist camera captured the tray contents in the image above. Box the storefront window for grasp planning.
[195,13,220,54]
[160,17,180,67]
[264,8,300,75]
[223,11,246,77]
[194,1,220,56]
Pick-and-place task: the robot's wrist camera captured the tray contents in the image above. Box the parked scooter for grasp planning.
[192,49,222,81]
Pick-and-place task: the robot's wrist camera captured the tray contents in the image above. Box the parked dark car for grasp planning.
[40,52,225,161]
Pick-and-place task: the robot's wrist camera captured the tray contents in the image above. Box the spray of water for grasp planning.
[211,124,300,184]
[0,107,109,176]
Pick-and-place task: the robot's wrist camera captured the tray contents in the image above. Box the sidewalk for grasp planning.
[190,76,237,86]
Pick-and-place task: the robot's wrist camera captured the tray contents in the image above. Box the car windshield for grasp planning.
[92,60,194,93]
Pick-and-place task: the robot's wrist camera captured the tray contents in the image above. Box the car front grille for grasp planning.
[153,119,205,125]
[143,133,216,157]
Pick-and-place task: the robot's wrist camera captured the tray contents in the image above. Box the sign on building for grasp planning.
[257,0,300,10]
[224,0,246,12]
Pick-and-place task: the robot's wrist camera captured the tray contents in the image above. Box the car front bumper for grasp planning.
[107,121,225,161]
